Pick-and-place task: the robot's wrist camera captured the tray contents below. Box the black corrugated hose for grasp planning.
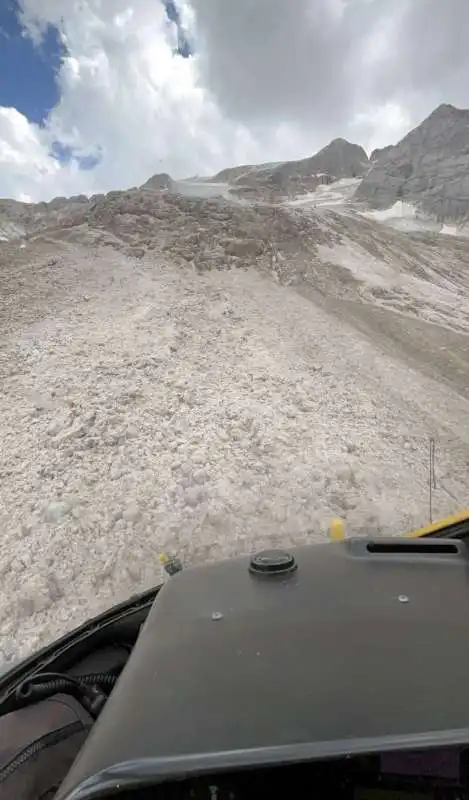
[15,671,120,718]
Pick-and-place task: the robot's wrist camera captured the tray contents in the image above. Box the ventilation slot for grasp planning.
[366,541,459,555]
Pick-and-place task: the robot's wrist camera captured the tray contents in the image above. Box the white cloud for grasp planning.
[0,107,86,199]
[0,0,447,202]
[350,103,412,152]
[1,0,270,200]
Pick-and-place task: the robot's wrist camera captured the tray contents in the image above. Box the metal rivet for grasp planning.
[398,594,409,603]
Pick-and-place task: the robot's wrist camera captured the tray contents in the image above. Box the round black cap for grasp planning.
[249,549,297,576]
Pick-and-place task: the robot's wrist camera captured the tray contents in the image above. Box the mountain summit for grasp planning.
[307,137,369,178]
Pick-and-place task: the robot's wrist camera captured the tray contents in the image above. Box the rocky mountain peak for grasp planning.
[317,136,368,159]
[329,136,358,147]
[140,172,173,191]
[295,137,369,180]
[427,103,466,120]
[354,102,469,222]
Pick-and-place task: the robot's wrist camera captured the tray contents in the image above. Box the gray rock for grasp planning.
[44,500,71,524]
[355,103,469,223]
[370,145,393,163]
[139,173,173,191]
[122,502,141,523]
[278,137,369,180]
[192,468,206,484]
[185,487,202,507]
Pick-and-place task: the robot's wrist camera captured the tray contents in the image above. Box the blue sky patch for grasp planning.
[50,140,103,170]
[76,152,102,171]
[163,0,193,57]
[0,0,66,125]
[50,140,73,163]
[1,0,191,174]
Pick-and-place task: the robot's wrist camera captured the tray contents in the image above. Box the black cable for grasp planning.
[16,671,118,696]
[15,671,120,718]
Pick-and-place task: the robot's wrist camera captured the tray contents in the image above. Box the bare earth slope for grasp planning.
[2,188,469,667]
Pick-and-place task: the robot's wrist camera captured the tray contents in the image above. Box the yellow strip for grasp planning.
[406,508,469,538]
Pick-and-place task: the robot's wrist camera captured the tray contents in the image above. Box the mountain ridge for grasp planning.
[2,102,469,239]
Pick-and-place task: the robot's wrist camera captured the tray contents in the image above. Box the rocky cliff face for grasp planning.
[355,104,469,222]
[0,195,95,241]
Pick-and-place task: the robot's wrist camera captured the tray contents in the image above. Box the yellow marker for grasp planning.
[330,517,345,541]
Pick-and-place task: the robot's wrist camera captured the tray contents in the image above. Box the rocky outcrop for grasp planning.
[355,104,469,222]
[79,187,336,276]
[370,145,393,163]
[0,195,92,241]
[211,162,277,184]
[285,137,369,180]
[140,172,173,191]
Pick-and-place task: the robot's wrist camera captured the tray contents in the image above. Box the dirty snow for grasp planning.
[2,241,469,667]
[0,221,26,242]
[172,180,231,200]
[360,201,469,237]
[286,177,362,208]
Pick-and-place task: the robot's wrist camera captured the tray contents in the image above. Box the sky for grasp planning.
[1,0,469,202]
